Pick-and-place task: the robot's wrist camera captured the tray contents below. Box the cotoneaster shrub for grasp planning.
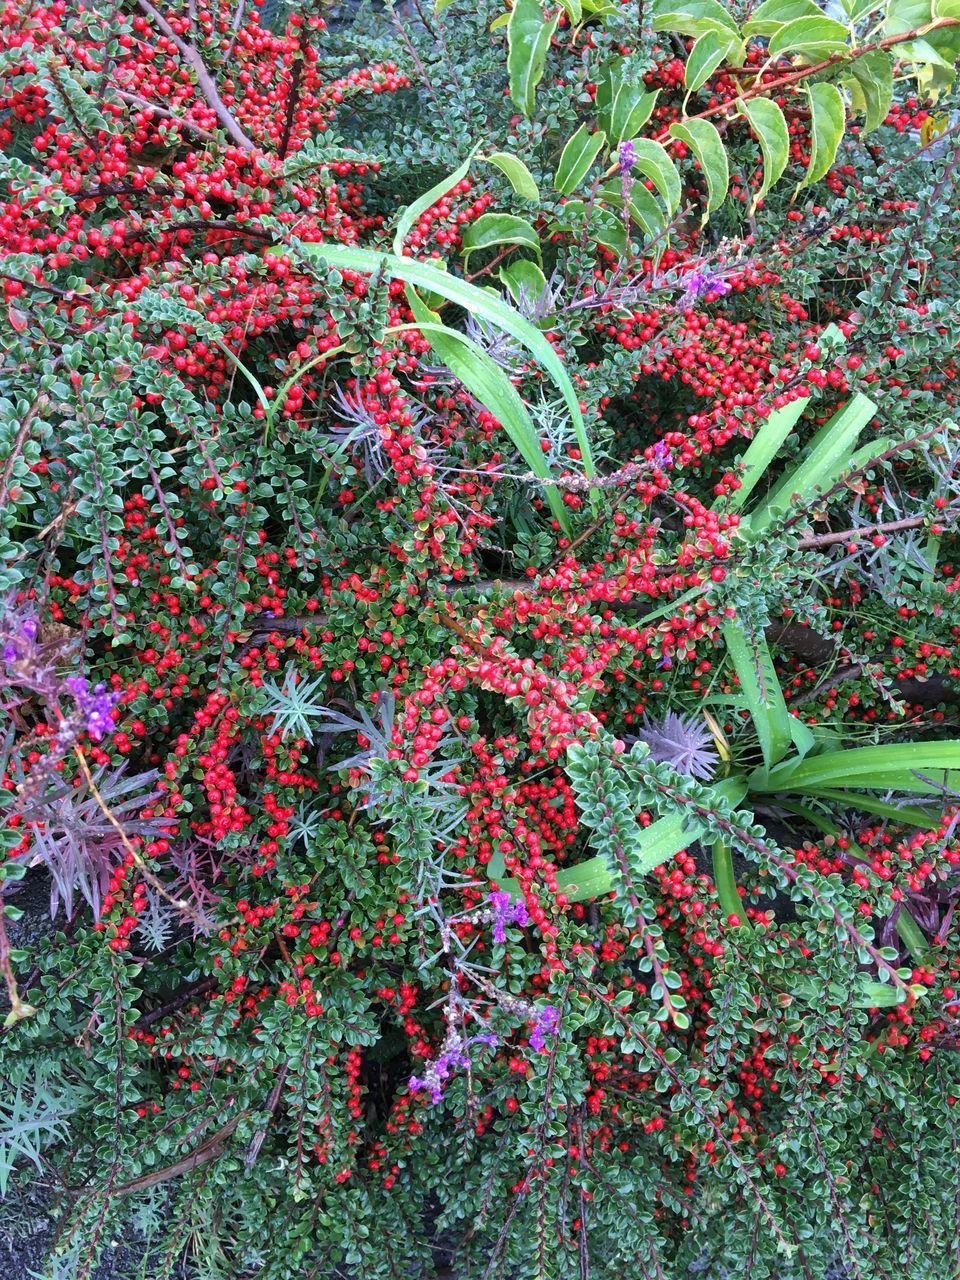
[2,0,960,1277]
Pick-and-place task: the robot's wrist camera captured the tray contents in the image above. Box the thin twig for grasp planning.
[73,746,209,929]
[134,0,255,149]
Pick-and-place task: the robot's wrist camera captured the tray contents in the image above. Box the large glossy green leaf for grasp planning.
[737,97,789,208]
[499,259,549,309]
[461,214,541,264]
[723,622,794,769]
[555,125,607,195]
[561,196,630,253]
[767,15,851,60]
[485,151,540,200]
[846,51,894,134]
[800,82,846,189]
[599,179,666,241]
[669,118,729,217]
[652,0,739,39]
[743,0,822,36]
[626,138,682,215]
[886,0,960,67]
[597,61,658,143]
[686,31,740,92]
[508,0,559,117]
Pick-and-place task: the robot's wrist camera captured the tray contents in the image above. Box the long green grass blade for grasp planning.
[726,397,807,512]
[292,243,596,481]
[723,622,793,768]
[712,840,751,928]
[779,788,943,827]
[749,392,876,531]
[412,315,572,533]
[392,155,473,255]
[554,777,748,902]
[754,741,960,794]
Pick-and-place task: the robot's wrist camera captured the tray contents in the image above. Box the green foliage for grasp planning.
[4,0,960,1277]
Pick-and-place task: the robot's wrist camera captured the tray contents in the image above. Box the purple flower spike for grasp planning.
[488,889,531,943]
[65,675,121,742]
[408,1026,500,1105]
[529,1005,560,1052]
[651,441,674,471]
[680,268,733,310]
[618,140,638,175]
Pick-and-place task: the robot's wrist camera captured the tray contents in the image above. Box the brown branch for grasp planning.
[132,976,218,1030]
[692,18,960,128]
[796,513,952,551]
[111,1114,244,1195]
[278,57,304,161]
[134,0,255,150]
[0,393,47,512]
[114,89,220,146]
[244,1065,289,1170]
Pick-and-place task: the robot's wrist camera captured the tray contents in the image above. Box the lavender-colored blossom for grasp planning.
[64,676,121,742]
[0,601,66,700]
[634,711,718,781]
[679,268,733,310]
[651,440,674,471]
[618,140,638,175]
[529,1004,561,1052]
[409,1025,499,1105]
[488,889,530,943]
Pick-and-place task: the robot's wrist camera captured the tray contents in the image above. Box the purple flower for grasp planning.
[408,1074,444,1105]
[634,711,717,780]
[529,1004,560,1052]
[1,600,73,702]
[651,441,674,471]
[409,1026,500,1105]
[488,889,530,943]
[680,268,733,310]
[64,676,121,742]
[618,140,638,175]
